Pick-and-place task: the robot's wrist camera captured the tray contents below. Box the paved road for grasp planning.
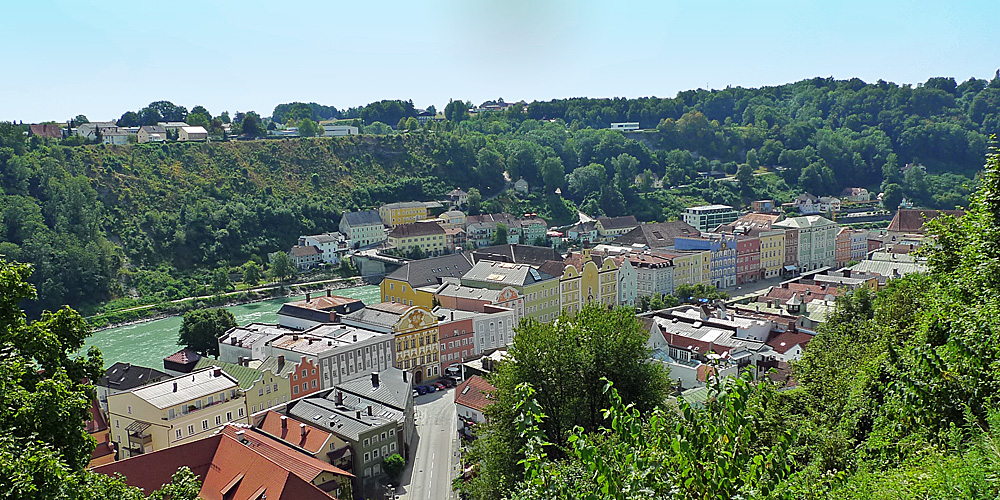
[393,389,459,500]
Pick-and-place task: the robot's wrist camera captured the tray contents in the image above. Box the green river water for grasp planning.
[83,285,381,369]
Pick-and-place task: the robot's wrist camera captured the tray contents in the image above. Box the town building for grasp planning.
[567,220,599,244]
[263,323,393,389]
[773,215,838,272]
[258,354,324,400]
[553,247,620,313]
[379,201,429,227]
[94,423,353,500]
[387,221,446,256]
[818,196,841,213]
[627,252,674,297]
[461,260,561,322]
[101,129,130,145]
[735,235,762,285]
[162,348,202,376]
[28,123,64,139]
[96,362,170,415]
[253,410,354,473]
[380,253,475,308]
[339,210,387,249]
[612,221,701,249]
[656,250,711,293]
[275,292,365,330]
[178,126,208,141]
[192,357,293,417]
[682,205,739,232]
[86,399,116,468]
[675,234,738,289]
[341,303,441,383]
[433,307,476,373]
[835,227,851,267]
[850,229,869,262]
[758,229,786,279]
[446,188,469,206]
[107,367,247,459]
[514,178,529,194]
[456,375,495,438]
[298,232,349,265]
[433,283,525,319]
[791,193,820,214]
[610,122,640,131]
[444,227,467,251]
[437,209,467,229]
[289,245,322,269]
[469,244,563,267]
[137,125,166,143]
[596,215,640,241]
[751,200,775,213]
[323,124,359,136]
[612,254,638,307]
[840,187,871,202]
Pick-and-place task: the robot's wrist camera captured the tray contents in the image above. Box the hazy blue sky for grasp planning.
[3,0,999,122]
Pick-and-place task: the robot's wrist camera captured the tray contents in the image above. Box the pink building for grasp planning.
[736,236,761,285]
[835,228,851,267]
[434,308,475,374]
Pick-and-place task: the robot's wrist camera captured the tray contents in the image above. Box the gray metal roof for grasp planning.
[461,260,554,287]
[128,367,239,409]
[98,363,169,392]
[342,210,383,227]
[384,252,474,286]
[334,367,412,411]
[288,397,398,442]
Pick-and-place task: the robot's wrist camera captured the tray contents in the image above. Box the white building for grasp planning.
[610,122,639,131]
[627,252,674,297]
[218,323,298,363]
[849,230,868,262]
[471,306,518,354]
[298,232,349,264]
[323,125,359,137]
[773,215,838,271]
[682,205,739,232]
[263,324,394,389]
[614,256,637,307]
[339,210,387,249]
[455,375,494,437]
[178,126,208,141]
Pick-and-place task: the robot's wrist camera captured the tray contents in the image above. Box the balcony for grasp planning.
[178,393,243,418]
[125,420,153,446]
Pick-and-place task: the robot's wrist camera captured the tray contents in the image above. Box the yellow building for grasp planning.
[662,249,711,294]
[107,367,248,459]
[556,248,619,315]
[758,229,786,279]
[387,221,446,256]
[192,357,293,417]
[379,201,429,228]
[461,260,562,322]
[342,302,441,384]
[381,253,476,308]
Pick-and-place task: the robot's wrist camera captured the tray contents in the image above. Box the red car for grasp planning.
[433,382,447,391]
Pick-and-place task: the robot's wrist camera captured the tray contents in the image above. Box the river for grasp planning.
[83,285,381,370]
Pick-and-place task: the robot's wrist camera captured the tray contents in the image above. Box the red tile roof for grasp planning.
[164,348,201,364]
[28,123,62,138]
[455,375,495,412]
[93,427,347,500]
[255,410,331,454]
[86,398,107,434]
[766,331,813,354]
[887,209,964,234]
[760,283,841,304]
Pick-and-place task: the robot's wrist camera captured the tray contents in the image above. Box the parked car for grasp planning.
[433,382,446,391]
[415,385,429,395]
[441,378,456,388]
[425,384,436,393]
[412,389,419,398]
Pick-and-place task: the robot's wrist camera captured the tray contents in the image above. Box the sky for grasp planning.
[3,0,999,122]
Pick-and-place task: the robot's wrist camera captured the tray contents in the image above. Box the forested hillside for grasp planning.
[1,74,997,315]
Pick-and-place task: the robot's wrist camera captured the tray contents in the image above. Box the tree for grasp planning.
[882,182,904,210]
[72,114,89,125]
[467,188,482,215]
[464,305,669,499]
[242,261,262,286]
[178,308,237,356]
[746,148,760,169]
[426,105,437,116]
[567,163,607,200]
[444,99,470,122]
[240,112,264,137]
[117,111,140,127]
[405,117,419,131]
[610,153,639,192]
[383,453,405,481]
[211,266,231,293]
[268,252,295,282]
[540,156,565,194]
[298,118,319,137]
[493,223,509,245]
[736,163,755,187]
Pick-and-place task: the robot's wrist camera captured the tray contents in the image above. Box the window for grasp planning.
[127,405,132,414]
[273,383,278,392]
[252,405,257,413]
[216,416,222,425]
[302,383,308,392]
[390,442,396,452]
[227,412,233,421]
[364,452,371,462]
[188,425,194,435]
[311,380,318,388]
[202,420,209,430]
[294,386,300,395]
[168,408,175,419]
[175,429,182,440]
[258,388,264,397]
[301,370,307,378]
[364,438,370,447]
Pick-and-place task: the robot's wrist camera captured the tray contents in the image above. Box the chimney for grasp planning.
[281,416,288,429]
[451,311,455,321]
[231,336,237,345]
[402,371,408,383]
[306,293,311,302]
[125,363,131,371]
[356,410,362,419]
[308,338,314,345]
[300,423,307,437]
[172,382,178,392]
[367,405,373,416]
[327,289,332,297]
[278,355,285,368]
[213,368,223,377]
[371,372,379,388]
[336,391,343,405]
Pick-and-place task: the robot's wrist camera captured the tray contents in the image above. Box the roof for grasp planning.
[98,362,169,392]
[181,126,208,134]
[341,209,383,227]
[767,331,813,354]
[447,188,467,196]
[718,213,783,233]
[461,260,554,287]
[772,215,836,230]
[256,354,298,378]
[795,193,819,202]
[434,283,506,302]
[469,244,562,266]
[127,367,239,409]
[341,302,413,330]
[139,125,166,134]
[218,425,352,481]
[384,252,475,287]
[280,294,364,315]
[759,283,841,304]
[302,233,341,244]
[28,123,62,138]
[388,221,445,238]
[848,259,927,277]
[841,187,869,196]
[887,209,964,234]
[288,396,397,442]
[94,429,342,500]
[254,411,333,455]
[598,215,639,230]
[164,348,202,365]
[336,366,412,411]
[221,323,295,350]
[86,398,108,434]
[382,201,426,210]
[686,204,735,212]
[193,358,264,389]
[290,245,321,257]
[454,375,495,412]
[267,327,386,356]
[612,221,700,248]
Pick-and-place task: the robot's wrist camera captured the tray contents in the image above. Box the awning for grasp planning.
[783,265,798,271]
[125,420,151,433]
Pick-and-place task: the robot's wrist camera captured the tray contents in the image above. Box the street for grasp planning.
[393,388,459,500]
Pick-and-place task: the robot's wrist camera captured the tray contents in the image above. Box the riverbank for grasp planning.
[89,276,368,332]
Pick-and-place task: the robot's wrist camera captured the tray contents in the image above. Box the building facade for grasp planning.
[774,216,838,272]
[682,205,739,232]
[379,202,429,227]
[758,230,786,279]
[387,221,446,256]
[339,210,387,248]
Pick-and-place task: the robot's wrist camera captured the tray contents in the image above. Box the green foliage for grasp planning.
[242,261,262,286]
[177,307,236,356]
[493,223,509,246]
[382,453,405,481]
[297,118,319,137]
[211,266,231,293]
[268,252,295,283]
